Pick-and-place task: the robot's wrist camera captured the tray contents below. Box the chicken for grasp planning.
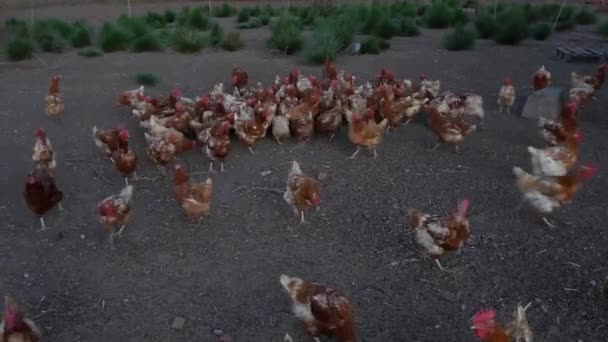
[93,126,122,160]
[110,129,138,185]
[280,274,356,342]
[378,85,406,130]
[528,131,581,177]
[154,103,194,138]
[32,128,56,175]
[408,199,470,272]
[173,164,213,222]
[347,110,388,158]
[286,92,321,143]
[44,75,64,119]
[533,65,551,92]
[1,296,41,342]
[205,120,232,172]
[323,59,338,81]
[419,74,441,100]
[97,185,133,249]
[498,78,516,114]
[131,94,155,121]
[272,113,291,144]
[315,100,344,140]
[512,164,597,227]
[375,67,396,86]
[140,115,172,139]
[231,65,249,96]
[145,132,178,174]
[589,64,608,90]
[538,101,578,146]
[117,85,144,107]
[428,107,476,153]
[472,304,533,342]
[24,167,63,231]
[283,161,321,223]
[235,110,269,154]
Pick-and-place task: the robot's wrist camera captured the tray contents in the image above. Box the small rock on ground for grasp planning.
[171,317,185,330]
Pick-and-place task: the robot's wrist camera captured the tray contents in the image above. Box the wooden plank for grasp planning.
[571,47,591,56]
[581,48,600,56]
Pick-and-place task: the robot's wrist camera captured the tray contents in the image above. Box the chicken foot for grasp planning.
[248,146,256,154]
[541,217,556,228]
[347,146,361,159]
[37,217,51,232]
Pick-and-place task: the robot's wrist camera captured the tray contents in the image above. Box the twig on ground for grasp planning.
[232,186,283,195]
[87,164,114,185]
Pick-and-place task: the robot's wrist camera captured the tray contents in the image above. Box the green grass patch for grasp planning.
[185,6,210,30]
[145,11,167,29]
[131,32,164,52]
[398,17,420,37]
[213,3,235,18]
[531,22,551,40]
[210,22,224,47]
[99,22,130,52]
[172,28,207,53]
[134,72,160,86]
[164,9,176,23]
[306,22,341,64]
[494,8,529,45]
[5,38,33,61]
[78,48,103,58]
[442,25,476,50]
[70,22,91,48]
[361,36,389,55]
[474,11,498,39]
[221,31,244,51]
[5,17,29,37]
[424,1,451,28]
[372,17,399,39]
[268,14,302,54]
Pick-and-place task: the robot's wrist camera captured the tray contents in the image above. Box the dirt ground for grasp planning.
[1,3,608,341]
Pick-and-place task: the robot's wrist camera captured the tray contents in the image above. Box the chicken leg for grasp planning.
[541,217,555,228]
[208,162,216,173]
[248,146,256,154]
[37,217,50,232]
[431,143,440,151]
[220,162,225,172]
[114,225,127,237]
[347,146,361,159]
[372,148,378,158]
[300,211,305,224]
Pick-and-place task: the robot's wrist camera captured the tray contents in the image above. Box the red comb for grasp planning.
[581,164,599,180]
[472,308,495,324]
[35,128,45,137]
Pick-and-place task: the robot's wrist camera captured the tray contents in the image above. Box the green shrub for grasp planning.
[425,1,451,28]
[36,31,67,52]
[34,18,73,39]
[172,28,207,52]
[164,9,176,23]
[398,17,420,37]
[361,36,389,54]
[372,17,399,39]
[213,3,235,17]
[210,23,224,47]
[263,5,276,17]
[99,22,129,52]
[575,8,597,25]
[134,73,160,86]
[463,0,479,9]
[237,8,251,23]
[392,1,416,18]
[176,6,191,26]
[117,15,152,37]
[598,20,608,37]
[249,17,264,28]
[330,14,357,48]
[494,8,529,45]
[362,5,387,34]
[306,23,341,64]
[5,18,29,37]
[531,22,551,40]
[443,25,476,50]
[450,7,469,26]
[70,22,91,48]
[556,17,576,31]
[145,11,167,29]
[268,14,302,54]
[5,38,33,60]
[78,48,103,58]
[249,6,262,17]
[260,14,271,25]
[474,11,498,39]
[186,6,210,30]
[417,5,428,17]
[156,28,173,46]
[131,32,163,52]
[221,31,244,51]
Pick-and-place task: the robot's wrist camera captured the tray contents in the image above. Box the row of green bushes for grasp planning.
[4,7,244,61]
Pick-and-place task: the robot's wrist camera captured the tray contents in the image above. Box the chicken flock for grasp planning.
[11,61,606,342]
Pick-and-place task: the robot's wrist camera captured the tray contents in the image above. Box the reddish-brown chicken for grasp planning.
[323,59,338,81]
[235,110,269,154]
[117,85,144,107]
[173,165,213,222]
[472,304,533,342]
[1,296,41,342]
[315,100,343,140]
[280,274,356,342]
[232,65,249,95]
[205,120,232,172]
[145,132,178,174]
[45,75,64,119]
[528,130,581,177]
[283,161,321,223]
[539,101,578,146]
[32,128,56,175]
[97,185,133,249]
[409,199,470,272]
[532,65,551,92]
[347,110,388,159]
[513,164,598,227]
[24,167,63,231]
[428,107,476,153]
[110,129,138,185]
[498,78,516,114]
[286,91,320,143]
[93,126,123,160]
